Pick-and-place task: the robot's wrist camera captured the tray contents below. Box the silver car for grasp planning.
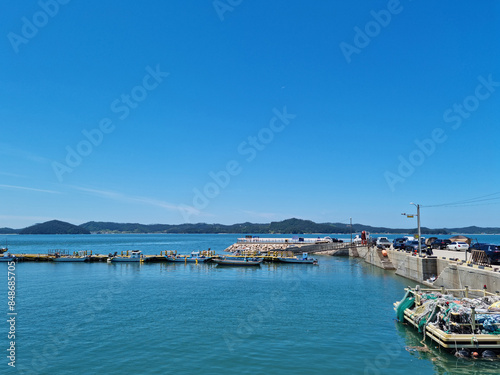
[446,241,469,251]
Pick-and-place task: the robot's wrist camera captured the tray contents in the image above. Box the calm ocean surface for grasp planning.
[1,234,500,375]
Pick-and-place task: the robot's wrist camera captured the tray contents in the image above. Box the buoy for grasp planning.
[382,250,388,257]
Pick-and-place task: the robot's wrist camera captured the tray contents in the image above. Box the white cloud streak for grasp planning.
[70,186,202,217]
[0,184,61,194]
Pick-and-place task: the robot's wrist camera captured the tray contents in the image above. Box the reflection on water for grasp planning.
[395,321,500,374]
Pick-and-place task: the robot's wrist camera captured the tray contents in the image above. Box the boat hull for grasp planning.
[213,259,261,266]
[110,258,142,262]
[277,258,317,264]
[165,257,211,263]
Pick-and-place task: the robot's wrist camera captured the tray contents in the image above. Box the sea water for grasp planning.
[1,234,499,375]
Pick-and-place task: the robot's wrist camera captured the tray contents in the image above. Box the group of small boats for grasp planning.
[106,250,318,266]
[1,249,319,266]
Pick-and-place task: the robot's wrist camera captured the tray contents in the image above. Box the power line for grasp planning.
[423,192,500,208]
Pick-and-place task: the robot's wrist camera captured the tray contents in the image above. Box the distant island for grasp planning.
[1,218,499,235]
[18,220,91,235]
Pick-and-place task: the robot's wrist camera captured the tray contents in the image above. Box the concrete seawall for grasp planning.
[355,246,500,295]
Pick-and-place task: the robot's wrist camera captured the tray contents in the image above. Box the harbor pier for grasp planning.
[223,238,500,293]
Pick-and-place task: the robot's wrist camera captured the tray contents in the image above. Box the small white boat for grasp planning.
[213,257,262,266]
[0,253,16,262]
[110,250,143,262]
[277,252,318,265]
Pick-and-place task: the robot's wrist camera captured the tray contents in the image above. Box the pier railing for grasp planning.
[236,237,333,244]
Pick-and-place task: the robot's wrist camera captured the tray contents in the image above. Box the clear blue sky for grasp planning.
[1,0,499,229]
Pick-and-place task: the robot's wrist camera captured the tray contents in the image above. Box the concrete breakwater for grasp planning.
[224,241,350,255]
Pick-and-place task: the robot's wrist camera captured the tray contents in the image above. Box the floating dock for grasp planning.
[1,249,314,264]
[395,285,500,354]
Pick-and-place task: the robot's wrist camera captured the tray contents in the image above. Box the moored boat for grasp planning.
[213,257,262,266]
[0,253,16,262]
[165,251,212,263]
[109,250,143,262]
[277,252,318,265]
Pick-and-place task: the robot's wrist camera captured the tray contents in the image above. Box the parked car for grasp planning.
[404,240,420,252]
[446,241,469,251]
[376,237,392,249]
[322,237,342,243]
[469,243,500,264]
[393,238,406,250]
[405,239,426,253]
[431,239,452,250]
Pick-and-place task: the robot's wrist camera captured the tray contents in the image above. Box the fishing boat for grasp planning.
[165,251,212,263]
[109,250,143,263]
[0,253,16,262]
[213,257,262,266]
[277,252,318,265]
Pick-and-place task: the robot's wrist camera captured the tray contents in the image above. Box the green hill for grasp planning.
[0,227,18,234]
[79,218,458,235]
[19,220,91,235]
[7,218,498,235]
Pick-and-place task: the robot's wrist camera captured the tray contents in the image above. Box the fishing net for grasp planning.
[396,296,415,322]
[399,291,500,335]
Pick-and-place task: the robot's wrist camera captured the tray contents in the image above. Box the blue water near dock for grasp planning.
[1,234,500,374]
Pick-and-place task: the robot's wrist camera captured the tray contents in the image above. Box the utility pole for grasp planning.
[410,202,421,256]
[350,217,352,244]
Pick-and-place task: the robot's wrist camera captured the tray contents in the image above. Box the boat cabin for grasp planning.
[130,250,142,259]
